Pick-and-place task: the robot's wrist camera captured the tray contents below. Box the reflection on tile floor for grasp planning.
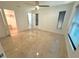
[0,29,68,58]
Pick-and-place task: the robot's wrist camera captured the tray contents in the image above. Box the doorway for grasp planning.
[27,12,39,29]
[4,9,18,36]
[28,12,33,29]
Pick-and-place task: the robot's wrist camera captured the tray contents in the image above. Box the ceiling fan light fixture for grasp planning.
[36,5,39,10]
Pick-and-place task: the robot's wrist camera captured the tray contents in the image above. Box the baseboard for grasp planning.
[0,34,10,39]
[16,28,64,36]
[37,28,64,35]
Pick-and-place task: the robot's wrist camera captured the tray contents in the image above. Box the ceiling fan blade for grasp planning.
[39,5,49,7]
[35,1,39,6]
[24,1,36,6]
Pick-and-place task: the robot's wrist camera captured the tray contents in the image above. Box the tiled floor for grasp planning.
[0,29,68,58]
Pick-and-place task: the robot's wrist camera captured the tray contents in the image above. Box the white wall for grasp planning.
[14,6,33,31]
[36,4,74,34]
[0,4,17,38]
[14,8,27,31]
[5,3,73,34]
[0,3,35,36]
[0,3,29,33]
[0,9,10,38]
[65,2,79,58]
[0,10,6,38]
[14,3,74,34]
[0,2,74,37]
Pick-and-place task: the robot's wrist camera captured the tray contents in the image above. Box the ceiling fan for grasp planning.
[30,1,50,10]
[35,1,50,10]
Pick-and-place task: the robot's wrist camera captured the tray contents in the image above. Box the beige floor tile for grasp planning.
[0,29,68,58]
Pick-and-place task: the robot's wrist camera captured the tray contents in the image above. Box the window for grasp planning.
[68,5,79,50]
[36,13,38,26]
[57,11,66,29]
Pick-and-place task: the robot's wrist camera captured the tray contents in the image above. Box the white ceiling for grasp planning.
[39,1,73,6]
[0,1,74,7]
